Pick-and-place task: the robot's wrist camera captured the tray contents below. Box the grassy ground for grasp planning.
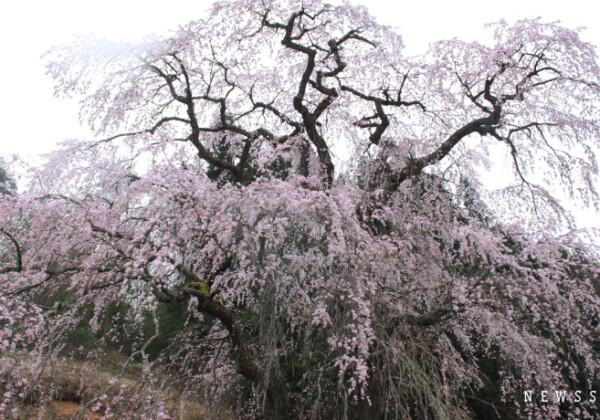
[18,401,103,420]
[2,353,223,420]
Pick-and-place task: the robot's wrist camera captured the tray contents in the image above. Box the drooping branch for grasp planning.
[0,228,22,274]
[403,306,453,327]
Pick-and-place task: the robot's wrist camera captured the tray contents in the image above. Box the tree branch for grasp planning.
[0,228,22,274]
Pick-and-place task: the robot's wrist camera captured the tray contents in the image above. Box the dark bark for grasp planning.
[181,275,292,419]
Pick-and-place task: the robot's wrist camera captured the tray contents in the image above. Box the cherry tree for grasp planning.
[2,0,600,418]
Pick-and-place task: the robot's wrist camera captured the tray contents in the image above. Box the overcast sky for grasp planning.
[0,0,599,228]
[1,0,599,157]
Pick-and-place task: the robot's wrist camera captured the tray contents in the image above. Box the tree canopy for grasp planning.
[2,1,600,418]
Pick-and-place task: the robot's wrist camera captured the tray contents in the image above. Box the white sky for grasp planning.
[0,0,599,229]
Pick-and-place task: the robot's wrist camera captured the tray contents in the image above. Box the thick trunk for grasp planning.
[181,281,291,418]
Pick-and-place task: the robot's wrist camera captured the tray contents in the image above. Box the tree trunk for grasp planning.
[264,376,291,419]
[182,282,292,418]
